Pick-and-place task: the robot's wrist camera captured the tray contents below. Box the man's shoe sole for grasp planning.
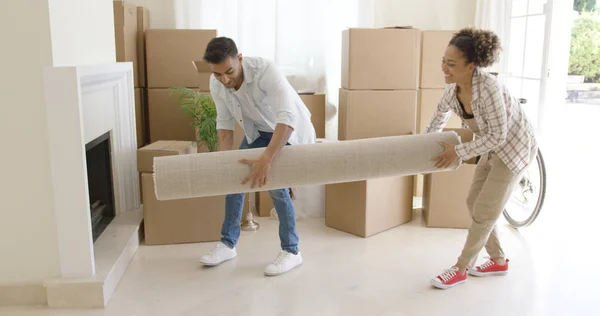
[264,262,303,277]
[199,255,237,267]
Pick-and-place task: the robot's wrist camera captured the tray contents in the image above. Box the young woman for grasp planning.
[425,28,538,289]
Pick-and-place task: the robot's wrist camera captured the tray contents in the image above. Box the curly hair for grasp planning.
[449,27,501,68]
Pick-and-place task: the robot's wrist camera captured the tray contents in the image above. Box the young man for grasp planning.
[198,37,316,276]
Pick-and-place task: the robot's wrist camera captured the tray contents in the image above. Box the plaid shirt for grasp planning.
[425,69,537,174]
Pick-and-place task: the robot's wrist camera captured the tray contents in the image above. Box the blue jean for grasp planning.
[220,131,299,254]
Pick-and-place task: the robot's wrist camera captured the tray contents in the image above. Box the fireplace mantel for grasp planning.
[42,62,142,308]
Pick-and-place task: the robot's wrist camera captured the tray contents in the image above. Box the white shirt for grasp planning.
[210,56,316,146]
[232,83,271,132]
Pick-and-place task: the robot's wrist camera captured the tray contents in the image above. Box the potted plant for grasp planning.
[169,87,218,152]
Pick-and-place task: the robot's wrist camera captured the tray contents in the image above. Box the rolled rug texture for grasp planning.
[153,131,462,200]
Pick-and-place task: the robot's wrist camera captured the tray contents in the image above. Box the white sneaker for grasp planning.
[264,250,303,276]
[199,242,237,266]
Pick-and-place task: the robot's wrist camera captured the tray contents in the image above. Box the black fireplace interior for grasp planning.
[85,132,116,243]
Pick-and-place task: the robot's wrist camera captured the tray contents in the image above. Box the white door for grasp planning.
[502,0,554,135]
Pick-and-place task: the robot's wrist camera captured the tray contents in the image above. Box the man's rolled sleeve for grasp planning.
[257,61,298,130]
[210,76,235,131]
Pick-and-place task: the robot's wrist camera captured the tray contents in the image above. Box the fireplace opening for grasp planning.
[85,132,116,243]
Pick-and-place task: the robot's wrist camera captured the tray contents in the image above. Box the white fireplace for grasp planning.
[42,62,142,308]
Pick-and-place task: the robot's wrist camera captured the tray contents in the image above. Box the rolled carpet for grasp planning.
[153,131,462,201]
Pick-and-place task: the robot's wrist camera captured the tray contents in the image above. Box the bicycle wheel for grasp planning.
[502,148,547,228]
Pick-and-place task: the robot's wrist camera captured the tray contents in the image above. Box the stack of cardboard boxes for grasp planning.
[145,29,217,145]
[415,31,476,229]
[415,31,463,197]
[113,1,150,149]
[325,27,420,237]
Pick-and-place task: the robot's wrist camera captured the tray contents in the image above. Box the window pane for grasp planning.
[512,0,528,17]
[528,0,546,15]
[523,15,546,79]
[521,79,541,127]
[505,77,523,99]
[508,17,526,77]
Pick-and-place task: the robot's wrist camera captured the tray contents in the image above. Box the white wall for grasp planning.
[375,0,477,31]
[126,0,177,29]
[0,0,60,284]
[48,0,116,66]
[0,0,116,285]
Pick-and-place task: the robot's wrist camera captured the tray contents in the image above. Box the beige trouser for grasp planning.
[456,151,533,269]
[456,117,536,269]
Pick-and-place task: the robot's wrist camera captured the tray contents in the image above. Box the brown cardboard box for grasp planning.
[147,89,197,142]
[415,89,463,197]
[134,88,146,148]
[420,31,454,89]
[113,1,139,87]
[137,140,197,173]
[342,28,421,90]
[141,173,225,245]
[257,191,273,217]
[415,127,475,197]
[136,7,149,87]
[326,176,414,237]
[421,127,476,228]
[146,29,216,89]
[417,89,463,133]
[299,93,326,138]
[191,60,213,93]
[422,164,476,229]
[338,89,417,140]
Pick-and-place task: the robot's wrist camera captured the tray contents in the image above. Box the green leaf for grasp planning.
[169,86,219,151]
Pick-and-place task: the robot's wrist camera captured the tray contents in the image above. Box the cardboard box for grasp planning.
[146,29,216,89]
[338,89,417,140]
[257,191,273,217]
[418,89,463,133]
[147,89,197,142]
[299,93,326,138]
[326,176,414,237]
[141,173,225,245]
[342,28,421,90]
[136,7,150,87]
[113,1,139,87]
[134,88,146,148]
[415,89,463,197]
[415,128,475,197]
[420,31,454,89]
[422,164,476,229]
[137,140,197,173]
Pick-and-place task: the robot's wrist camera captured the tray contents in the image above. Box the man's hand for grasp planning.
[432,141,458,168]
[240,156,272,188]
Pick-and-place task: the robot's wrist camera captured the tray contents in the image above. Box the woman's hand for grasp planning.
[240,156,272,188]
[432,141,458,168]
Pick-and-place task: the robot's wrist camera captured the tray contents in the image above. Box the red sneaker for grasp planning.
[469,258,509,277]
[430,266,467,289]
